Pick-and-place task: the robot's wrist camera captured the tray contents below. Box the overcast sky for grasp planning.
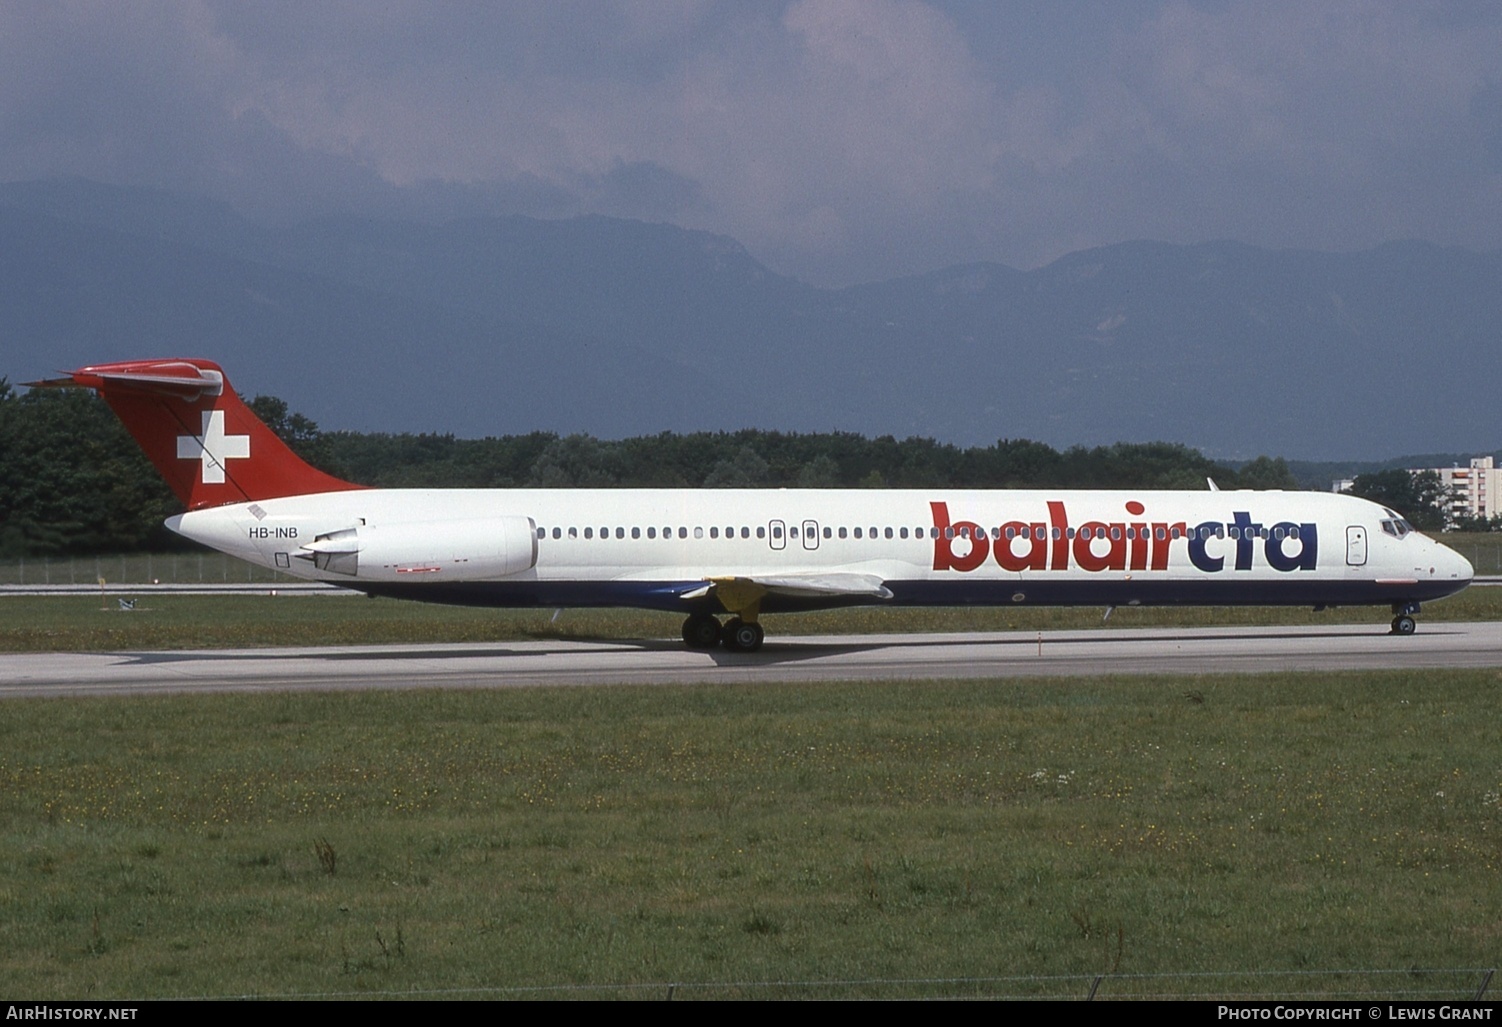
[3,0,1500,285]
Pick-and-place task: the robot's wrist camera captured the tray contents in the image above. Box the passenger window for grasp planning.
[648,527,657,539]
[695,526,704,539]
[885,527,894,539]
[568,527,577,539]
[710,527,719,539]
[615,527,625,539]
[899,527,909,539]
[854,527,863,539]
[757,527,766,539]
[679,527,688,539]
[838,527,847,539]
[632,527,641,539]
[584,527,593,539]
[536,527,545,539]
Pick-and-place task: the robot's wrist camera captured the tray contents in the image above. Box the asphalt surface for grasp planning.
[4,621,1500,699]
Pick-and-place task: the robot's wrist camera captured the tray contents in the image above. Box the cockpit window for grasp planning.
[1379,518,1414,538]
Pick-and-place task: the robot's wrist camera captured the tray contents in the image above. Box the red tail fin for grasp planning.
[31,359,364,510]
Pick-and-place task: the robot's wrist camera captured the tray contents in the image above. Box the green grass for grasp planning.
[1,673,1499,999]
[0,585,1497,653]
[0,551,295,587]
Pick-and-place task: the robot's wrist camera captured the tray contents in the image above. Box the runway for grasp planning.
[4,621,1501,699]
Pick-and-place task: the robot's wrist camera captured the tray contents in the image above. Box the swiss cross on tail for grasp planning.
[177,410,251,484]
[26,358,364,510]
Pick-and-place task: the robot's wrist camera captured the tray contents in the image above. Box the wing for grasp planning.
[678,572,893,607]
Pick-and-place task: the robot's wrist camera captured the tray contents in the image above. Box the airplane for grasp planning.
[28,358,1474,650]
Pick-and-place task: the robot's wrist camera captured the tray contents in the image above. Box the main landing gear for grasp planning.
[1390,601,1421,636]
[681,613,765,652]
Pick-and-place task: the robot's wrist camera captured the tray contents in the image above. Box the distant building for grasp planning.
[1431,457,1499,525]
[1332,457,1498,527]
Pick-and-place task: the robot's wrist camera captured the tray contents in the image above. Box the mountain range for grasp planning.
[3,177,1497,461]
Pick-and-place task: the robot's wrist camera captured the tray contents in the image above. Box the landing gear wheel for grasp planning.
[721,617,765,653]
[1390,615,1416,635]
[682,614,722,649]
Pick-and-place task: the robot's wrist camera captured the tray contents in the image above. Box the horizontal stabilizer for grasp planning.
[28,362,225,398]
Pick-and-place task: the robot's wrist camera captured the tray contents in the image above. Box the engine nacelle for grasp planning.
[300,516,538,581]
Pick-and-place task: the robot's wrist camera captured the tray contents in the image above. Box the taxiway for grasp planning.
[4,622,1501,699]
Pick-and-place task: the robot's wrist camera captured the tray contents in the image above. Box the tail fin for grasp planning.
[28,359,364,510]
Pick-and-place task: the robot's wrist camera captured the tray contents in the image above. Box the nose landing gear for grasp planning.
[1390,601,1421,635]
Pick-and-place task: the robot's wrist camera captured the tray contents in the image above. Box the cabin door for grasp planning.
[1345,525,1368,566]
[768,519,786,551]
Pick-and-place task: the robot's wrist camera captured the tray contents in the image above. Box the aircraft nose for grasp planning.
[1455,547,1474,582]
[1438,541,1474,583]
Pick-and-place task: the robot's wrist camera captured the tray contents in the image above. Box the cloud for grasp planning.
[1088,3,1502,247]
[0,1,1498,284]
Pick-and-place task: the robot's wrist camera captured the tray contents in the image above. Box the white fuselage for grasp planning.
[167,487,1474,614]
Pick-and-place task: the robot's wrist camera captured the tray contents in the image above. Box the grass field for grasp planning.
[2,672,1499,1000]
[3,549,1498,1000]
[0,583,1497,653]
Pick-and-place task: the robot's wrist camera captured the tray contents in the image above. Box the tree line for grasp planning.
[0,383,1466,557]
